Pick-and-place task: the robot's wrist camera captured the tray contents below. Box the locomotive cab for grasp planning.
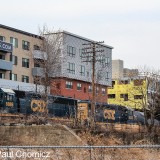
[0,88,16,113]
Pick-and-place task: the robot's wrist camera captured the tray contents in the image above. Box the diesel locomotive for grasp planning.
[0,87,145,124]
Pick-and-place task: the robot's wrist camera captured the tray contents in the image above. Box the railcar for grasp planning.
[0,87,150,125]
[77,100,132,123]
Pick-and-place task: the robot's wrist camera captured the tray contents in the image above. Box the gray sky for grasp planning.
[1,0,160,69]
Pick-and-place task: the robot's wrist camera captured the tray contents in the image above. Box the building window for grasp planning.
[22,75,29,83]
[10,74,17,81]
[67,62,75,74]
[22,58,29,68]
[0,54,5,60]
[79,49,85,59]
[0,36,5,42]
[80,65,85,76]
[86,71,89,77]
[10,55,18,65]
[134,79,143,86]
[34,45,40,50]
[0,73,5,79]
[120,94,128,101]
[67,45,76,57]
[88,85,92,92]
[96,87,99,93]
[134,95,143,99]
[105,57,110,65]
[108,94,116,99]
[10,37,18,48]
[102,88,106,94]
[66,81,73,89]
[22,40,30,50]
[99,56,110,66]
[77,83,82,90]
[105,72,109,80]
[120,80,130,84]
[112,81,115,88]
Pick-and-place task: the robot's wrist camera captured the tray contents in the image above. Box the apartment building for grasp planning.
[46,31,113,102]
[0,24,43,91]
[0,25,113,102]
[108,78,146,110]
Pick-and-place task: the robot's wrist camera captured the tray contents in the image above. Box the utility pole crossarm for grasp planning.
[82,41,104,128]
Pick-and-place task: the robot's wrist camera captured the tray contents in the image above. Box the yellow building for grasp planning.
[108,78,147,110]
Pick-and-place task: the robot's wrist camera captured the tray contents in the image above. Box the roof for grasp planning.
[0,24,43,39]
[56,30,114,49]
[0,88,15,94]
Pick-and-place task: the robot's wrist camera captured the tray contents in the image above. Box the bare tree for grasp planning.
[123,66,160,133]
[33,26,65,112]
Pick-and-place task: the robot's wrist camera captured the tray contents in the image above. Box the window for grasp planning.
[10,73,17,81]
[134,79,143,86]
[0,36,5,42]
[0,54,5,60]
[96,87,99,93]
[86,71,89,77]
[105,57,110,65]
[120,94,128,101]
[22,40,30,50]
[22,58,29,68]
[120,80,130,84]
[112,81,115,88]
[10,55,18,65]
[0,73,5,79]
[99,56,110,66]
[79,49,85,59]
[80,65,85,76]
[77,83,82,90]
[102,88,106,94]
[105,72,109,80]
[66,81,73,89]
[88,85,92,92]
[108,94,116,99]
[67,45,76,57]
[67,62,75,74]
[134,95,143,99]
[22,75,29,83]
[6,94,13,101]
[10,37,18,48]
[34,45,40,50]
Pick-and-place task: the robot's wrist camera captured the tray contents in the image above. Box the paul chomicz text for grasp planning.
[0,150,50,158]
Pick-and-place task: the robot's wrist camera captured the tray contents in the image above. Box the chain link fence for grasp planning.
[0,145,159,160]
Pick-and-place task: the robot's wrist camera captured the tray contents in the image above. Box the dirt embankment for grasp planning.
[0,125,83,146]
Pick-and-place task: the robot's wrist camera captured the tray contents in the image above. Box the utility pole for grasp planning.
[82,41,104,128]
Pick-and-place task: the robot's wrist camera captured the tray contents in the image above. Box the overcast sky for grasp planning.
[1,0,160,69]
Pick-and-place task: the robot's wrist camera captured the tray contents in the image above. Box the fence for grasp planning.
[0,145,159,160]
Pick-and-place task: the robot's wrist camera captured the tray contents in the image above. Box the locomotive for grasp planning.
[0,87,145,124]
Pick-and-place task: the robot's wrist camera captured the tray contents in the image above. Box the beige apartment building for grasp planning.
[0,24,43,91]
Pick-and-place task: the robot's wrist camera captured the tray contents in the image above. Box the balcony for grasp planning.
[32,50,47,60]
[32,67,45,77]
[0,59,13,70]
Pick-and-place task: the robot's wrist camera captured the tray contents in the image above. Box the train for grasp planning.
[0,87,146,125]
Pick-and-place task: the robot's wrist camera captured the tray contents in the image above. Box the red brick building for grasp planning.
[51,78,108,102]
